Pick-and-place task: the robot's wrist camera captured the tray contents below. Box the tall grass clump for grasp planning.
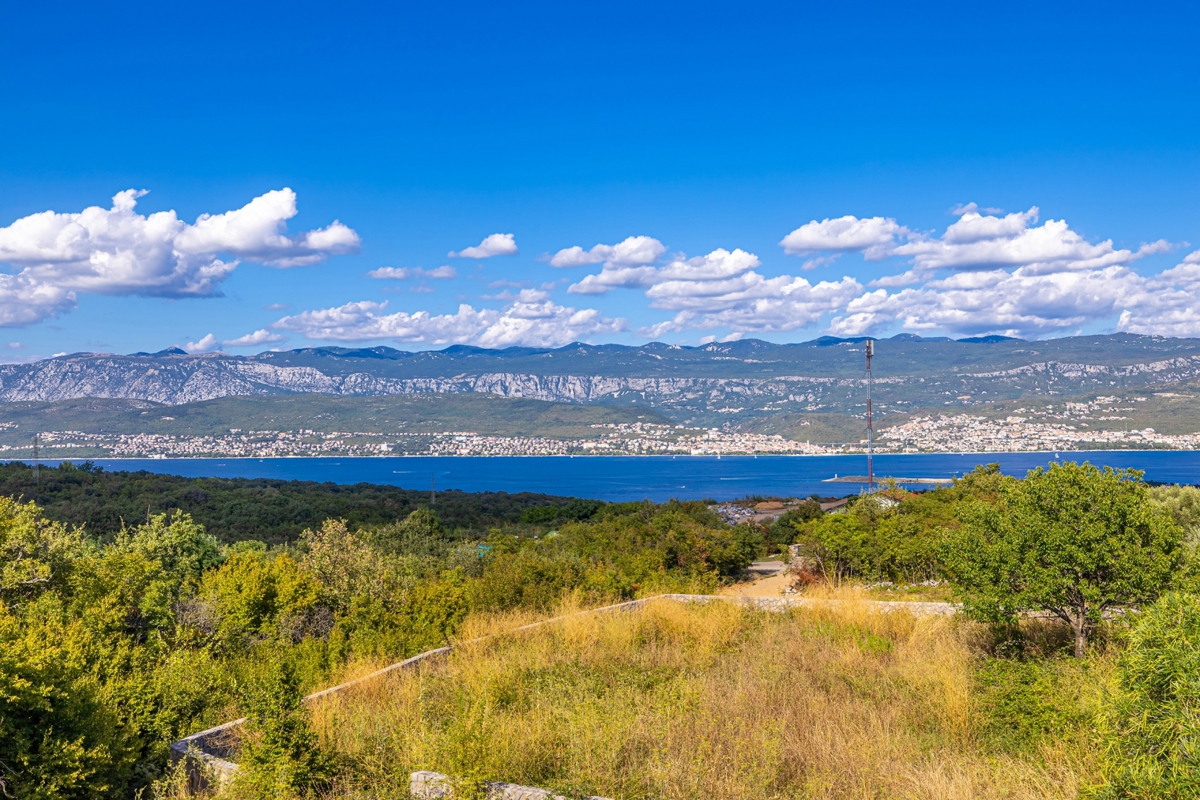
[311,591,1100,800]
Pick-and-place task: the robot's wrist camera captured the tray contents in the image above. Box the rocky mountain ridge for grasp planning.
[2,334,1200,426]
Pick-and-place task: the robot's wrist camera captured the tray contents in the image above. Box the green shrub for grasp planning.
[974,657,1097,755]
[232,657,333,799]
[0,596,134,800]
[0,497,87,609]
[1092,592,1200,798]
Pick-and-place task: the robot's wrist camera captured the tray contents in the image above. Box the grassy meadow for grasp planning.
[308,593,1105,800]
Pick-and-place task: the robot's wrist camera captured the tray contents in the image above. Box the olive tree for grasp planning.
[945,462,1182,657]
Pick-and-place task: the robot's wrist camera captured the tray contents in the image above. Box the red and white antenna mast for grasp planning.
[865,339,874,491]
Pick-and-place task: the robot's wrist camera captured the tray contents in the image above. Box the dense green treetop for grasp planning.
[945,461,1184,657]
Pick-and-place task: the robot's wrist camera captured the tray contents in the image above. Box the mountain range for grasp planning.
[2,333,1200,437]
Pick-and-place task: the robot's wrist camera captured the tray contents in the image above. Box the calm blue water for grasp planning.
[31,451,1200,502]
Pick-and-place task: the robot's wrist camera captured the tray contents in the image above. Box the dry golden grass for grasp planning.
[311,590,1098,800]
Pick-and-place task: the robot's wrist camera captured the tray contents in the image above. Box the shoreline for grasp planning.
[9,447,1200,464]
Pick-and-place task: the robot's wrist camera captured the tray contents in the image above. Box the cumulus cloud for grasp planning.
[779,207,1167,280]
[560,243,861,338]
[829,268,1138,338]
[1116,253,1200,337]
[780,216,906,258]
[183,333,219,353]
[829,246,1200,340]
[567,266,660,295]
[769,205,1189,339]
[449,233,517,259]
[549,236,666,268]
[641,273,863,337]
[223,329,286,347]
[174,189,359,268]
[891,207,1167,277]
[368,265,457,280]
[0,188,358,326]
[567,248,760,297]
[272,295,625,348]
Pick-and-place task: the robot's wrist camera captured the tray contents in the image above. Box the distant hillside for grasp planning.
[0,333,1199,435]
[0,394,672,448]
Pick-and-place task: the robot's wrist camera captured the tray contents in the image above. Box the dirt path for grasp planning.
[722,560,794,599]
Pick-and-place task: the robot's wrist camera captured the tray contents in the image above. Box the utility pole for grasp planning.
[32,432,39,486]
[865,339,874,492]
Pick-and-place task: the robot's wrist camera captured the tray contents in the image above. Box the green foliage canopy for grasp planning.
[945,461,1183,657]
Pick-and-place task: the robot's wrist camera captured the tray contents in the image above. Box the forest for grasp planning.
[3,461,1200,798]
[0,461,594,544]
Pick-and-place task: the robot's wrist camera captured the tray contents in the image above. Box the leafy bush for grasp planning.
[231,658,333,799]
[0,596,134,799]
[785,494,943,583]
[1092,592,1200,798]
[766,500,821,550]
[974,657,1099,755]
[0,497,86,608]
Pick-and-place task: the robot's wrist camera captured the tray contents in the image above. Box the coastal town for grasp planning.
[880,397,1200,452]
[0,421,832,459]
[2,399,1198,459]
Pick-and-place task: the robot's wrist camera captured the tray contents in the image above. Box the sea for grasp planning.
[31,451,1200,503]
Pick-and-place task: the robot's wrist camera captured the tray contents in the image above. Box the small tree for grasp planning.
[235,657,332,798]
[945,462,1182,657]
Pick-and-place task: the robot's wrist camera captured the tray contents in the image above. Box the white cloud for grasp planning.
[0,188,358,327]
[891,208,1166,276]
[560,243,861,338]
[183,333,219,353]
[223,329,286,347]
[567,248,760,297]
[641,274,863,337]
[829,268,1142,338]
[779,207,1168,280]
[567,266,660,295]
[484,288,550,302]
[1116,254,1200,337]
[449,233,517,259]
[174,188,359,268]
[272,295,625,348]
[368,265,457,280]
[368,266,412,279]
[777,206,1190,339]
[549,236,665,268]
[780,216,906,258]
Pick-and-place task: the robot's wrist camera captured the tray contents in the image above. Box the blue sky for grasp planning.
[1,0,1198,358]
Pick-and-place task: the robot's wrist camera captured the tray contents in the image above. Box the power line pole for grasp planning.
[865,339,874,492]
